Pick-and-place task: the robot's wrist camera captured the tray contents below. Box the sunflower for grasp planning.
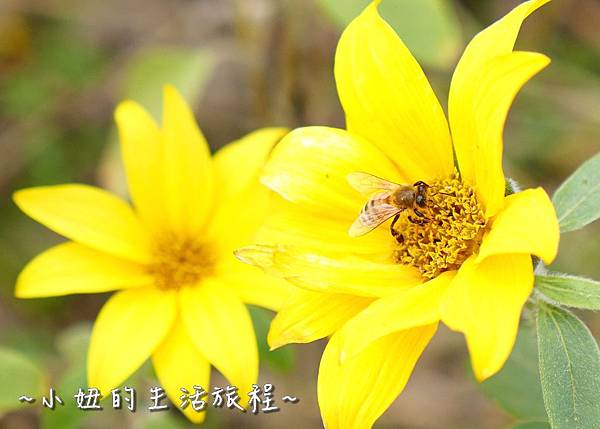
[14,85,292,423]
[236,1,560,427]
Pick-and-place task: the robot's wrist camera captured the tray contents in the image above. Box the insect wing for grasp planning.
[349,192,402,237]
[347,172,399,195]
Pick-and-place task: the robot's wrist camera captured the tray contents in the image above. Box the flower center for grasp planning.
[392,173,487,279]
[147,234,215,290]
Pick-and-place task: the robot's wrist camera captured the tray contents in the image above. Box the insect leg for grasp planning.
[412,209,430,224]
[390,214,404,244]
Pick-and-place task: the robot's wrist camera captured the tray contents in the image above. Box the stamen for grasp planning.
[147,233,215,290]
[392,172,487,279]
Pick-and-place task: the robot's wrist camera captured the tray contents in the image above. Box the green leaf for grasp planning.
[478,325,547,421]
[41,322,92,429]
[0,347,46,415]
[121,46,215,120]
[513,422,551,429]
[316,0,462,68]
[536,274,600,310]
[55,322,92,367]
[40,365,87,429]
[248,306,296,373]
[141,414,188,429]
[536,303,600,428]
[552,151,600,233]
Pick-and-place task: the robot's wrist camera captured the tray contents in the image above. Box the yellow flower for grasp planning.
[236,1,560,427]
[13,85,292,423]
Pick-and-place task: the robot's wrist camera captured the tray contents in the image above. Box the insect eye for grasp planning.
[416,195,425,206]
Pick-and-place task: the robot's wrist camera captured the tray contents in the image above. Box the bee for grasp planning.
[348,172,430,238]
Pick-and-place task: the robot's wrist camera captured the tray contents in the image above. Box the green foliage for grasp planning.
[553,151,600,233]
[1,27,105,119]
[141,413,189,429]
[121,47,215,120]
[0,346,45,415]
[40,366,87,429]
[317,0,462,68]
[478,325,547,421]
[40,323,91,429]
[513,422,551,429]
[536,303,600,429]
[248,306,296,374]
[536,274,600,310]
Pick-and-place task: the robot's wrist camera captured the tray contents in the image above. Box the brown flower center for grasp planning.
[147,234,215,290]
[392,173,487,279]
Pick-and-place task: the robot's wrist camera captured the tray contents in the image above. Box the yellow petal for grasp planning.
[440,254,533,381]
[210,181,272,258]
[209,128,289,252]
[13,185,150,263]
[256,196,394,261]
[235,245,422,298]
[152,319,211,424]
[88,287,176,393]
[318,326,436,429]
[161,84,213,234]
[16,242,151,298]
[449,0,551,217]
[180,279,257,396]
[334,1,453,182]
[478,187,559,264]
[216,259,295,312]
[261,126,401,218]
[115,100,163,229]
[213,127,288,205]
[338,271,455,361]
[268,289,373,350]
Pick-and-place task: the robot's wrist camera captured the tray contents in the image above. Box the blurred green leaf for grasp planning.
[140,413,189,429]
[553,151,600,233]
[1,25,105,119]
[121,47,215,120]
[317,0,461,68]
[0,346,45,415]
[478,325,547,421]
[56,322,92,367]
[513,422,551,429]
[40,365,86,429]
[536,274,600,310]
[248,306,296,373]
[41,322,92,429]
[536,303,600,428]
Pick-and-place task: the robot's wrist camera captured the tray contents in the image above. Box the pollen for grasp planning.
[147,233,215,290]
[392,172,487,279]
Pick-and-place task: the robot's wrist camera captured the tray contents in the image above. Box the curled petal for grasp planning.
[235,244,422,298]
[318,325,436,429]
[338,271,455,361]
[268,289,373,350]
[440,254,533,381]
[449,0,552,217]
[335,0,453,181]
[478,187,559,264]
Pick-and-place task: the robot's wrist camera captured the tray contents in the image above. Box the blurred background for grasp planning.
[0,0,599,428]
